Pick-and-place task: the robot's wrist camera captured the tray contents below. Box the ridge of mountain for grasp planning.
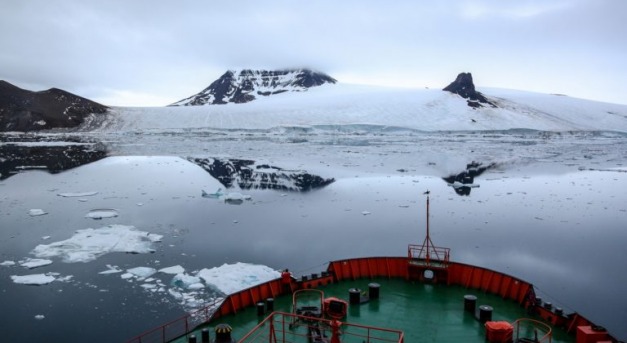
[0,80,108,132]
[170,69,337,106]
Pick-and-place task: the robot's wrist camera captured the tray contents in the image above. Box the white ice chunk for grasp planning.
[171,273,203,289]
[159,265,185,274]
[120,273,134,280]
[28,209,48,216]
[31,225,163,263]
[85,209,119,219]
[34,314,45,320]
[98,264,123,274]
[19,258,53,269]
[11,273,56,285]
[197,262,280,295]
[57,191,99,197]
[362,211,371,215]
[127,267,157,279]
[1,260,16,266]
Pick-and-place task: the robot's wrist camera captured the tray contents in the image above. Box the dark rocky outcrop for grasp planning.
[443,73,496,108]
[171,69,337,106]
[187,157,335,192]
[0,81,108,132]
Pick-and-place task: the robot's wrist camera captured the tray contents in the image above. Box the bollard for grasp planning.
[201,328,209,343]
[479,305,493,323]
[368,283,380,300]
[266,298,274,312]
[349,288,361,305]
[256,302,265,316]
[464,295,477,313]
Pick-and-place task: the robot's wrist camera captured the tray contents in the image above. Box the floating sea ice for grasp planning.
[85,209,119,220]
[159,265,185,275]
[57,191,99,197]
[28,209,47,216]
[171,273,203,290]
[42,236,51,240]
[362,211,371,215]
[98,264,123,274]
[34,314,45,320]
[11,273,56,285]
[120,273,134,280]
[1,260,16,266]
[197,262,280,295]
[126,267,157,280]
[19,258,53,269]
[31,224,163,263]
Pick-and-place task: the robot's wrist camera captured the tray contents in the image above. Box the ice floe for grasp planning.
[85,209,119,220]
[10,273,56,285]
[31,224,163,263]
[197,262,280,295]
[57,191,99,197]
[126,267,157,280]
[98,264,123,274]
[19,258,53,269]
[28,209,47,216]
[158,265,185,274]
[34,315,45,320]
[1,260,16,266]
[171,273,203,290]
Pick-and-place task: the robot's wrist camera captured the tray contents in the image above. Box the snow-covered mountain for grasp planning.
[170,69,337,106]
[97,82,627,133]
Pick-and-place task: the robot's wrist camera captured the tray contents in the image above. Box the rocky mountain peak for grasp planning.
[0,81,108,132]
[170,68,337,106]
[443,72,496,108]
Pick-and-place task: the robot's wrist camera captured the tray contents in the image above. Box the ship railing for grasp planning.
[512,318,552,343]
[407,244,450,268]
[239,311,404,343]
[125,298,222,343]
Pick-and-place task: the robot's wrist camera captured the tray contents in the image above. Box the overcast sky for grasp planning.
[1,0,626,106]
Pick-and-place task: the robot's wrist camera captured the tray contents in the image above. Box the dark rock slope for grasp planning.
[443,73,496,108]
[0,80,108,131]
[171,69,337,106]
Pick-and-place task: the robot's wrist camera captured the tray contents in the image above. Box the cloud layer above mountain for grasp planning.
[1,0,626,106]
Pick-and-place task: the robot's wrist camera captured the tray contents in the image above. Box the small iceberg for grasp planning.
[28,209,48,216]
[447,181,480,189]
[171,273,204,290]
[19,258,53,269]
[57,191,99,197]
[98,264,123,275]
[224,192,252,204]
[126,267,157,280]
[85,209,119,220]
[202,188,223,198]
[1,260,16,266]
[11,273,56,285]
[159,265,185,275]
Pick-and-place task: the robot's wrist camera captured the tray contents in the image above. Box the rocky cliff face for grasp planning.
[171,69,337,106]
[443,73,496,108]
[0,81,108,132]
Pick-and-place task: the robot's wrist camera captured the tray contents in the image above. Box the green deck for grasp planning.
[176,278,574,342]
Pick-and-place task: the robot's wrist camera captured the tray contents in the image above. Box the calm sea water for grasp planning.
[1,130,626,341]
